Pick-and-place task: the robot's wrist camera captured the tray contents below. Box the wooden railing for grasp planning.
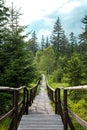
[47,82,87,130]
[0,80,40,130]
[29,80,40,106]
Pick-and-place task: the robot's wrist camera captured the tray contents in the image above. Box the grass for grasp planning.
[50,82,69,89]
[68,118,85,130]
[0,118,11,130]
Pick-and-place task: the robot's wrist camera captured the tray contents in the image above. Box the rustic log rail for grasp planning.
[46,82,87,130]
[0,80,40,130]
[29,80,40,106]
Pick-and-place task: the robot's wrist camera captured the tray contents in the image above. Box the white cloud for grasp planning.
[5,0,87,41]
[6,0,68,25]
[59,0,81,14]
[37,29,52,42]
[43,17,54,27]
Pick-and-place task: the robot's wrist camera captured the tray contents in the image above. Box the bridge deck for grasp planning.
[18,75,63,130]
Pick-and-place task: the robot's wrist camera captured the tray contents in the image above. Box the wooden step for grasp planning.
[18,114,63,130]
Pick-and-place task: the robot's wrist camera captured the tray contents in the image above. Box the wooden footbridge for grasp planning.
[0,75,87,130]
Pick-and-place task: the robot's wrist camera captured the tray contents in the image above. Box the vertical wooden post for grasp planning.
[23,88,26,114]
[57,88,61,115]
[14,90,18,130]
[26,89,29,114]
[64,89,68,130]
[55,88,58,114]
[29,89,32,106]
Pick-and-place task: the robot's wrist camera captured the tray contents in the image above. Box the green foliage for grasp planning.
[65,53,82,86]
[0,2,38,87]
[0,93,12,115]
[34,46,55,74]
[0,117,11,130]
[0,0,9,42]
[27,31,38,56]
[68,93,87,121]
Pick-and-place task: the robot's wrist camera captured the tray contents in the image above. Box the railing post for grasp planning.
[64,89,68,130]
[14,90,18,130]
[57,88,61,115]
[26,88,29,114]
[23,88,26,114]
[55,88,58,114]
[29,89,32,106]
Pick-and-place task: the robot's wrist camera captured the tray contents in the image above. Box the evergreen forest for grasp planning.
[0,0,87,129]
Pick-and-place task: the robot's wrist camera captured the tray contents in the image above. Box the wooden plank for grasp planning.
[18,114,63,130]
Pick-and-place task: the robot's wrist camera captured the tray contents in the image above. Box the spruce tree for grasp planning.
[41,35,45,51]
[69,32,78,55]
[79,15,87,54]
[0,2,37,87]
[45,37,50,48]
[27,31,38,56]
[51,17,66,68]
[51,17,63,59]
[0,0,9,43]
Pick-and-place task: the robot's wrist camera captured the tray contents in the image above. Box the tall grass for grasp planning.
[0,118,11,130]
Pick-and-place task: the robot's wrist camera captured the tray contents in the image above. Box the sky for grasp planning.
[6,0,87,42]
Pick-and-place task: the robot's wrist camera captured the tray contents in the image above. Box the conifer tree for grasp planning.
[27,31,38,56]
[0,2,37,87]
[79,15,87,54]
[51,17,64,58]
[0,0,9,43]
[41,35,45,51]
[69,32,78,55]
[45,37,50,48]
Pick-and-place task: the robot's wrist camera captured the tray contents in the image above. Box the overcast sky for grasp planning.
[6,0,87,42]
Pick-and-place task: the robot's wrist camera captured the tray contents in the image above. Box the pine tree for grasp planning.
[0,0,9,43]
[51,17,64,58]
[0,3,37,87]
[59,31,68,56]
[79,15,87,54]
[45,37,50,48]
[41,35,45,51]
[27,31,38,56]
[66,53,82,86]
[69,32,78,55]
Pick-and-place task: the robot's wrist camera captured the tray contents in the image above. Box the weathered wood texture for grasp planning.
[18,114,63,130]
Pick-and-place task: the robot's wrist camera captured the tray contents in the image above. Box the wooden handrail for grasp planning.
[29,80,40,106]
[52,85,87,90]
[0,108,15,122]
[68,109,87,129]
[0,86,26,91]
[0,80,40,130]
[46,80,87,130]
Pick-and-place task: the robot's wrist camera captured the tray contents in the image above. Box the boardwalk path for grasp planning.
[18,75,63,130]
[29,75,54,114]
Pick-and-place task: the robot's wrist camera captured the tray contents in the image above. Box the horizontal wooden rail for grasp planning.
[0,80,40,130]
[46,79,87,130]
[0,86,26,91]
[29,80,40,106]
[68,109,87,129]
[64,85,87,90]
[47,83,55,102]
[0,108,15,122]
